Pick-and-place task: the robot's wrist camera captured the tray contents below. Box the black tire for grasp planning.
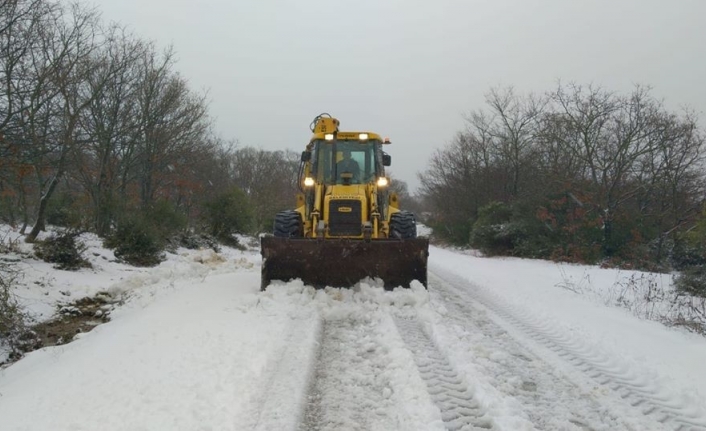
[389,210,417,239]
[273,210,302,238]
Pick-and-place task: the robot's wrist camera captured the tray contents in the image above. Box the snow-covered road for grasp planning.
[426,269,705,431]
[2,245,706,430]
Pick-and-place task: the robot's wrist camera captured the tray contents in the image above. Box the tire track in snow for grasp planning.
[430,267,706,431]
[394,316,494,431]
[250,314,321,431]
[429,272,632,431]
[299,321,327,431]
[299,318,400,431]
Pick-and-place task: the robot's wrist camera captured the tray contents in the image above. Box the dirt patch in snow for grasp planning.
[1,294,116,367]
[32,295,114,347]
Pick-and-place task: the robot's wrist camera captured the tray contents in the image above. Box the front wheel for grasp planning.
[389,211,417,239]
[273,210,303,238]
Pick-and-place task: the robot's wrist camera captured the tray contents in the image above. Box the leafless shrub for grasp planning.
[0,261,38,364]
[557,268,706,335]
[662,291,706,334]
[554,265,591,294]
[611,273,667,321]
[610,272,705,334]
[0,232,22,255]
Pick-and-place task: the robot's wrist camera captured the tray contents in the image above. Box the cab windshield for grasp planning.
[312,140,381,185]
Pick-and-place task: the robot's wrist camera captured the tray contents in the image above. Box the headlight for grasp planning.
[358,133,369,140]
[304,177,315,187]
[324,133,334,141]
[376,177,389,187]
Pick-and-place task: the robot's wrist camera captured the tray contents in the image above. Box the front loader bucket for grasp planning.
[260,236,429,290]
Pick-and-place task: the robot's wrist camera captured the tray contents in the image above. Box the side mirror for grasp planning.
[383,154,391,166]
[301,151,311,162]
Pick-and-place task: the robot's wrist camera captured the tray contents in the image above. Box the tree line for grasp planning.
[0,0,300,253]
[4,0,705,283]
[419,83,706,275]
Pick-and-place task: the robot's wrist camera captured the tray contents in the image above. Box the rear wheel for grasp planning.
[273,210,302,238]
[390,211,417,239]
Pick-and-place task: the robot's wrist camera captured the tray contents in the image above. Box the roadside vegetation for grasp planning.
[418,84,706,300]
[0,0,301,255]
[0,0,299,362]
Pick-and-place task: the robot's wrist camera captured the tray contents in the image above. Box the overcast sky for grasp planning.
[88,0,706,192]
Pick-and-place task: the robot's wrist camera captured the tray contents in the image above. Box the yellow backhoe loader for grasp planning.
[260,114,429,290]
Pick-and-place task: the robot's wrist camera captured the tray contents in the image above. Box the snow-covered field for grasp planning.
[1,226,706,430]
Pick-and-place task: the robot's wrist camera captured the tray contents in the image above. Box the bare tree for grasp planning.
[0,0,51,132]
[4,1,72,233]
[549,83,665,253]
[419,131,499,242]
[132,46,210,209]
[71,25,147,234]
[634,110,705,260]
[25,4,102,242]
[420,82,706,261]
[227,147,300,231]
[479,87,547,198]
[0,0,274,246]
[0,0,58,227]
[387,173,410,202]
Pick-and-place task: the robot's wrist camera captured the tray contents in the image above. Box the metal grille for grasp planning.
[328,200,362,236]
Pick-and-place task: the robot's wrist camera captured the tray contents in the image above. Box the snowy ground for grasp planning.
[1,227,706,430]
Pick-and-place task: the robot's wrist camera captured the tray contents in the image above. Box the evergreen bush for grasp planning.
[202,187,253,245]
[425,218,471,246]
[470,202,518,255]
[674,266,706,298]
[105,216,164,267]
[46,192,85,229]
[34,231,91,270]
[146,200,187,241]
[170,231,222,252]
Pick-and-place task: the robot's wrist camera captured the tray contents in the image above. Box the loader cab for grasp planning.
[310,139,384,186]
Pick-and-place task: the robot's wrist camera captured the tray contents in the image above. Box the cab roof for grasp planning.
[310,131,385,142]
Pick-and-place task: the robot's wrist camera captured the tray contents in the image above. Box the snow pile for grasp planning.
[257,280,446,431]
[416,223,433,237]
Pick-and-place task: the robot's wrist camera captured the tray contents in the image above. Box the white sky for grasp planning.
[88,0,706,193]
